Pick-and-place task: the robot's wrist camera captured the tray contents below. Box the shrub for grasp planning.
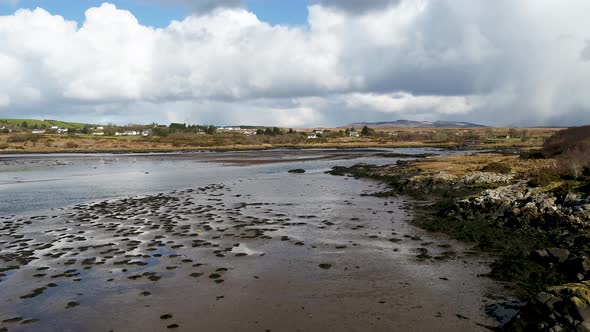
[0,142,8,150]
[481,162,512,174]
[64,142,79,149]
[7,133,40,143]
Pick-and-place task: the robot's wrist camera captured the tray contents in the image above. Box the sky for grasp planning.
[0,0,589,127]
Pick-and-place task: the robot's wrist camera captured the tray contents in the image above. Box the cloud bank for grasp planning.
[0,1,589,126]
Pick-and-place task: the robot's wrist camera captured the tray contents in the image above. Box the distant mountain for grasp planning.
[343,120,487,128]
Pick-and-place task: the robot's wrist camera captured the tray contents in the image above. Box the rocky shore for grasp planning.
[328,156,590,331]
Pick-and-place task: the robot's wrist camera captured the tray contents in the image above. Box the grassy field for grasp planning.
[0,118,90,129]
[0,126,563,154]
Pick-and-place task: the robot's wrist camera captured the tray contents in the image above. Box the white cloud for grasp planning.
[1,1,590,126]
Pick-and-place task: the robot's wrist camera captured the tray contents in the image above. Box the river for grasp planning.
[0,148,512,331]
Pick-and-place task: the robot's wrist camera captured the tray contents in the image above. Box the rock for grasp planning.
[288,169,305,174]
[531,249,549,263]
[571,297,590,321]
[547,248,571,264]
[534,292,555,305]
[564,257,590,277]
[578,320,590,332]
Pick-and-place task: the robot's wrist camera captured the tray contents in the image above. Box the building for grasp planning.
[307,133,317,139]
[57,128,68,134]
[31,129,46,134]
[349,130,360,137]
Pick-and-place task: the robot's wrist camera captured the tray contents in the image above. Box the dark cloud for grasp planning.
[139,0,243,13]
[315,0,399,13]
[581,40,590,61]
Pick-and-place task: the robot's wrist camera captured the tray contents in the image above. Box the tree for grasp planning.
[361,125,375,136]
[81,125,92,134]
[21,121,29,128]
[205,125,216,135]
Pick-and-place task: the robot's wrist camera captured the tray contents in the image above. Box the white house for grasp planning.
[92,132,105,136]
[349,131,360,137]
[49,126,59,130]
[307,133,318,139]
[115,131,139,136]
[31,129,46,134]
[57,128,68,134]
[313,130,324,135]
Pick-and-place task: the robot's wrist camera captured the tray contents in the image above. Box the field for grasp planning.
[0,127,563,154]
[0,118,90,130]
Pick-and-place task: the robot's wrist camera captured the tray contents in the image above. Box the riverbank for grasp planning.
[327,151,590,331]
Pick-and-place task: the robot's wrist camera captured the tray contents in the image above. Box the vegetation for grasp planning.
[0,118,89,130]
[481,162,512,174]
[0,117,563,154]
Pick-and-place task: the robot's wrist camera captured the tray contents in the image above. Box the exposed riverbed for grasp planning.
[0,149,512,331]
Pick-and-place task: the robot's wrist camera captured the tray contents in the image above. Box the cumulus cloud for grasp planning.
[0,1,590,127]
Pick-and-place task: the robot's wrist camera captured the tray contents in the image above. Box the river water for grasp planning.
[0,148,512,331]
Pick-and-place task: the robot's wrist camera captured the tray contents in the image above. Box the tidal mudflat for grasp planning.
[1,149,512,331]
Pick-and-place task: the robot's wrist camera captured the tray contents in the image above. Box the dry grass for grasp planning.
[0,127,560,154]
[405,153,557,178]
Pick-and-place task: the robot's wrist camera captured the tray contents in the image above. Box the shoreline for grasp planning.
[326,153,590,331]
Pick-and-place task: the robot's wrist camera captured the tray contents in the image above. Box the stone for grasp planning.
[571,297,590,321]
[578,320,590,332]
[531,249,549,262]
[535,292,556,305]
[547,248,570,264]
[288,169,306,174]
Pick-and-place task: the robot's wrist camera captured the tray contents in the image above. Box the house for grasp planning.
[92,132,105,136]
[31,129,46,134]
[57,128,68,134]
[49,126,59,130]
[141,130,151,137]
[349,130,360,137]
[115,131,139,136]
[307,133,317,139]
[96,126,104,130]
[313,130,324,135]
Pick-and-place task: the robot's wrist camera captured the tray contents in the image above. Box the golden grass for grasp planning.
[0,127,559,154]
[406,153,557,178]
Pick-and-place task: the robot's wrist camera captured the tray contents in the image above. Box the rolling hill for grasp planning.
[0,118,91,129]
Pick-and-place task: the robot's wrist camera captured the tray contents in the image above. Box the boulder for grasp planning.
[288,169,306,174]
[578,320,590,332]
[571,297,590,321]
[531,249,550,263]
[547,248,571,264]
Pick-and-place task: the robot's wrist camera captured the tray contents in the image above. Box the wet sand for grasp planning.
[0,150,512,331]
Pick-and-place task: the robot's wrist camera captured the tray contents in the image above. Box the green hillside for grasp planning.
[0,118,91,129]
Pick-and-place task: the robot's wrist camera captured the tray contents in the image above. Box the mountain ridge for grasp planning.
[342,120,487,128]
